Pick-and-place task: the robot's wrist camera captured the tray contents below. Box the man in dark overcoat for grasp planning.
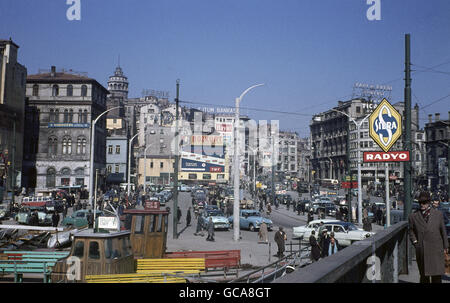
[409,191,449,283]
[274,226,287,257]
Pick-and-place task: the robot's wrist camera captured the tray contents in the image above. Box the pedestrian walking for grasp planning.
[309,230,321,262]
[206,218,215,241]
[307,210,314,223]
[87,210,94,228]
[194,213,203,236]
[177,206,182,224]
[274,227,287,257]
[363,209,372,232]
[52,212,59,227]
[258,221,269,243]
[408,191,449,283]
[266,203,272,216]
[186,207,192,227]
[62,203,68,219]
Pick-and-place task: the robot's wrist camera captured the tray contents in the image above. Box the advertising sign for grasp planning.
[369,99,402,152]
[363,151,410,162]
[98,216,119,230]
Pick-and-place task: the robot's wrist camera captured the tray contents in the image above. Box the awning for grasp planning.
[106,173,125,184]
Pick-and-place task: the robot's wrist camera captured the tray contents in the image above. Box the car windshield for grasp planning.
[246,211,260,217]
[345,223,358,231]
[207,210,224,217]
[76,212,85,217]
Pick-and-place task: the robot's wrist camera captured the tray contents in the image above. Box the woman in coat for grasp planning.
[409,192,449,283]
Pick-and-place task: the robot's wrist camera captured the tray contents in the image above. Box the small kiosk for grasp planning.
[51,229,135,282]
[123,206,170,259]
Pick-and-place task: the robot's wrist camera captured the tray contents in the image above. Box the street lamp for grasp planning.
[127,128,147,197]
[331,109,371,225]
[143,141,157,196]
[245,144,258,196]
[233,83,264,242]
[89,106,122,206]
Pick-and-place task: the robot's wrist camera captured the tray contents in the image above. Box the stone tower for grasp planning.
[107,65,129,99]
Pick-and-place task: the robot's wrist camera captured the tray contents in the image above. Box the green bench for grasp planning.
[0,251,70,282]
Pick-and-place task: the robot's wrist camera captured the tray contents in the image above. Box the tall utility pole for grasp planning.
[403,34,412,221]
[173,79,180,239]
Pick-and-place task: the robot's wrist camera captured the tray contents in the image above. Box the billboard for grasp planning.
[180,135,226,173]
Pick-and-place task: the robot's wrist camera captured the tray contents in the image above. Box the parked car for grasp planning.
[61,209,103,228]
[319,221,375,247]
[180,184,191,192]
[199,209,230,230]
[15,207,53,226]
[292,219,338,239]
[228,209,273,232]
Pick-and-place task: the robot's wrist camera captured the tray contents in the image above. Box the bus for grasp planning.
[320,179,339,189]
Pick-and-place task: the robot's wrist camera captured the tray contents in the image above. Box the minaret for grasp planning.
[107,60,129,99]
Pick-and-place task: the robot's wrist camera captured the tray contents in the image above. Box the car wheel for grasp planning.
[249,224,255,232]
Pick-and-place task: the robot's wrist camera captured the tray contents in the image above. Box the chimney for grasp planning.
[428,114,432,123]
[435,113,440,121]
[51,66,56,77]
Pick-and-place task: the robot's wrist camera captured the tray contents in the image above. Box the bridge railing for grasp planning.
[275,221,409,283]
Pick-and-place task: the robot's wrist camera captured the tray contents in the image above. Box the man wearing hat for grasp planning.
[408,191,449,283]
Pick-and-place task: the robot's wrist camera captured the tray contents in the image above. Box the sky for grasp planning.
[1,0,449,137]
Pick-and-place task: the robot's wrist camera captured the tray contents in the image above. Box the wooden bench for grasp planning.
[85,273,187,283]
[164,250,240,275]
[0,251,70,282]
[136,258,205,273]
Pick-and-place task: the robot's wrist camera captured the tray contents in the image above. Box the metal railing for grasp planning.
[229,240,311,283]
[275,221,409,283]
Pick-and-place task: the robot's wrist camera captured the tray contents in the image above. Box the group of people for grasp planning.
[308,222,340,262]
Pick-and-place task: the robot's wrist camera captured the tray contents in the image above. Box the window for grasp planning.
[333,226,345,233]
[73,241,84,258]
[62,138,71,154]
[83,110,88,123]
[69,109,73,123]
[78,109,82,123]
[46,168,56,188]
[108,145,113,154]
[82,138,87,154]
[203,174,211,180]
[160,162,164,168]
[61,167,71,175]
[81,85,87,97]
[32,84,39,96]
[107,165,112,173]
[54,109,59,123]
[49,109,55,122]
[48,138,57,155]
[134,215,145,234]
[52,85,59,96]
[88,241,100,259]
[157,214,164,232]
[122,237,132,257]
[64,109,69,123]
[67,85,73,97]
[356,106,361,113]
[148,215,156,233]
[115,164,120,173]
[188,174,197,180]
[150,162,154,168]
[105,239,113,259]
[115,145,120,154]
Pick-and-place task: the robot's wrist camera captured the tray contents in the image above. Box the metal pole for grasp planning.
[173,79,180,239]
[127,132,139,197]
[253,150,256,195]
[94,169,98,232]
[88,106,121,206]
[357,123,362,225]
[386,163,390,227]
[403,33,412,220]
[233,97,241,242]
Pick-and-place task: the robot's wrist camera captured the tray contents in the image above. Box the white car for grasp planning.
[292,219,338,239]
[318,222,375,247]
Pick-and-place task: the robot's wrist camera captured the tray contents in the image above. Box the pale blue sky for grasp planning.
[1,0,449,136]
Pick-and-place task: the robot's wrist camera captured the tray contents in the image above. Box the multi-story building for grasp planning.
[277,131,298,177]
[310,98,420,188]
[0,39,27,194]
[105,118,128,185]
[425,112,449,193]
[297,137,311,182]
[25,66,108,191]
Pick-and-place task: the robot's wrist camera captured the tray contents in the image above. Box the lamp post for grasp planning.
[143,143,156,195]
[89,106,122,206]
[245,145,257,197]
[331,109,370,225]
[127,131,142,197]
[233,84,264,242]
